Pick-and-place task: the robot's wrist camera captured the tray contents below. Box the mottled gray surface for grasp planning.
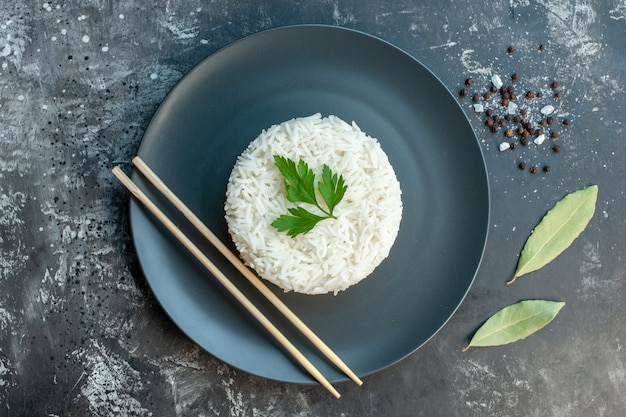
[0,0,624,416]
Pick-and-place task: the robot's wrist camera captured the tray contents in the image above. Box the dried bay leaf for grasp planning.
[507,185,598,284]
[462,300,565,351]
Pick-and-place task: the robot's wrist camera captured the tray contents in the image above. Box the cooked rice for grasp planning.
[224,113,403,295]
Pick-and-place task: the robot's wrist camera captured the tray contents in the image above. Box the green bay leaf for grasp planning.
[508,185,598,284]
[462,300,565,351]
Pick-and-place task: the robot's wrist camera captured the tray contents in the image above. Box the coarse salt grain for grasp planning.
[473,103,484,112]
[507,101,518,115]
[540,105,555,115]
[499,142,511,151]
[491,74,503,89]
[534,134,546,145]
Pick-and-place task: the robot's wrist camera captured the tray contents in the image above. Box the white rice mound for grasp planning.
[224,113,403,295]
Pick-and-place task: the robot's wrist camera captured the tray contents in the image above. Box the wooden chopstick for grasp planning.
[112,166,341,399]
[132,156,363,387]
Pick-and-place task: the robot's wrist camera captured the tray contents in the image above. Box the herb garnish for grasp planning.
[271,155,348,237]
[507,184,598,284]
[462,300,565,351]
[462,185,597,352]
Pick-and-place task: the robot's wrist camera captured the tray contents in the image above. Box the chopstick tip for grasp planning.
[111,165,123,177]
[132,155,144,167]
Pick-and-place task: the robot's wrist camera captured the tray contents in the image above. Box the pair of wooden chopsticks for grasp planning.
[112,156,362,398]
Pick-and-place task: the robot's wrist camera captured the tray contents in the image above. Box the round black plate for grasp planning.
[130,25,489,384]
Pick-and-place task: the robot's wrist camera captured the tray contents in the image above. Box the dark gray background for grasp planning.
[0,0,624,416]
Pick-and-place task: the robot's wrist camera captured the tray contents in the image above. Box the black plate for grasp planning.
[130,25,489,384]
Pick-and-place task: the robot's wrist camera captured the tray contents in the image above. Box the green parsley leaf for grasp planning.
[271,207,327,238]
[271,155,348,237]
[318,164,348,216]
[273,155,317,206]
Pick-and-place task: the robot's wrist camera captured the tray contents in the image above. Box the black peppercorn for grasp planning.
[543,165,550,173]
[486,108,494,117]
[562,118,571,126]
[550,131,559,139]
[520,108,528,116]
[552,144,561,153]
[536,91,543,98]
[539,44,546,51]
[539,119,548,127]
[491,85,498,93]
[507,45,516,53]
[546,116,554,125]
[483,92,492,100]
[513,115,521,123]
[510,142,518,150]
[511,73,520,81]
[530,165,538,174]
[491,125,500,133]
[550,81,559,89]
[472,93,480,102]
[519,161,527,170]
[465,78,473,86]
[460,88,468,97]
[520,137,529,146]
[485,119,495,126]
[505,129,513,138]
[555,92,563,99]
[502,98,509,106]
[526,91,535,99]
